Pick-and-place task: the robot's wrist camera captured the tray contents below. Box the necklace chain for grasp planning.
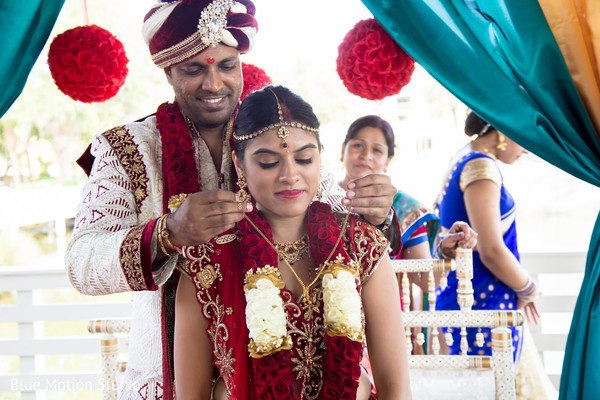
[243,202,352,304]
[471,141,497,160]
[182,110,234,190]
[274,234,309,264]
[182,112,198,135]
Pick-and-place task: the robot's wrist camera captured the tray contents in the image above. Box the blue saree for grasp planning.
[435,151,523,362]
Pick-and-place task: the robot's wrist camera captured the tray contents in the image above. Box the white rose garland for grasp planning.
[244,266,292,358]
[322,265,364,342]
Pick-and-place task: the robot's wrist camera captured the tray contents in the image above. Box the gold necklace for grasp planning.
[274,234,309,264]
[182,112,198,134]
[471,141,497,160]
[243,203,352,304]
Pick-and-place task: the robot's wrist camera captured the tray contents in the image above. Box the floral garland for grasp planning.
[156,101,201,211]
[239,202,365,399]
[307,202,364,400]
[239,210,295,399]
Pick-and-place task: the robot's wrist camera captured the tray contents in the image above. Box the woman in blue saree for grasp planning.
[435,111,539,361]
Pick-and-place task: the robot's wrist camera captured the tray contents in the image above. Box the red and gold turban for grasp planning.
[143,0,258,69]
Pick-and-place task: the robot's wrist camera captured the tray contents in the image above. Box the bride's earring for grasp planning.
[236,173,251,207]
[316,168,323,202]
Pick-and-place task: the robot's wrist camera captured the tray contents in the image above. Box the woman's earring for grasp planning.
[496,134,508,151]
[316,167,323,202]
[236,173,251,206]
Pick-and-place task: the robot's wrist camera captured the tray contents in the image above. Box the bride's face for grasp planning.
[234,128,321,221]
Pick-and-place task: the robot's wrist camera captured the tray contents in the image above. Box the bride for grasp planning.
[173,85,411,400]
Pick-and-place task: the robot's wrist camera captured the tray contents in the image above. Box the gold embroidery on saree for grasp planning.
[284,288,326,400]
[190,255,233,397]
[345,218,388,284]
[215,234,237,244]
[195,264,219,288]
[459,158,502,192]
[197,289,234,396]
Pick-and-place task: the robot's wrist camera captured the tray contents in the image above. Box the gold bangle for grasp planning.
[157,214,177,257]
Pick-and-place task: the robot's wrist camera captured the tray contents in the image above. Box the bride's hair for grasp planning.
[233,85,321,160]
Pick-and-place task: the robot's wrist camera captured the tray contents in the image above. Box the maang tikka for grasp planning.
[274,91,290,148]
[232,88,319,146]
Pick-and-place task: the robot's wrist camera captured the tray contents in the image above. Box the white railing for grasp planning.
[0,251,587,398]
[520,251,586,390]
[0,266,131,399]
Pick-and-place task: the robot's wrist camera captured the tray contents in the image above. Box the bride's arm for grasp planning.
[362,255,412,400]
[174,276,214,399]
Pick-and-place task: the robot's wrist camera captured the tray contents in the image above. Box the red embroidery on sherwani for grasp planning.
[91,210,105,224]
[103,126,149,211]
[74,216,87,230]
[96,158,110,173]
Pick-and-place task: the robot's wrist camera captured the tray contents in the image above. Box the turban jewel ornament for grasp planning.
[336,18,415,101]
[241,62,272,101]
[47,24,129,103]
[144,0,258,69]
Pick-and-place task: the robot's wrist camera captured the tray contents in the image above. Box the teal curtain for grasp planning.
[0,0,65,118]
[359,1,600,398]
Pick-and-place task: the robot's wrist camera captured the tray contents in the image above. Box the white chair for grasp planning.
[392,248,524,400]
[87,319,130,400]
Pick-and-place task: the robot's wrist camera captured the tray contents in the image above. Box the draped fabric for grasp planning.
[0,0,65,118]
[392,190,439,252]
[359,1,600,398]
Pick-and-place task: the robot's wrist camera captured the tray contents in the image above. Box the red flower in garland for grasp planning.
[308,202,348,261]
[241,63,272,101]
[239,203,368,399]
[322,335,363,399]
[252,353,294,399]
[48,25,129,103]
[156,102,200,205]
[336,18,414,100]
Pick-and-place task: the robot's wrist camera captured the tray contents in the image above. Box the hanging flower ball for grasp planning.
[336,18,415,101]
[241,63,272,102]
[47,25,129,103]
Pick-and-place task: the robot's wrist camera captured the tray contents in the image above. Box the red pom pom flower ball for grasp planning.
[48,25,129,103]
[241,62,272,102]
[336,18,415,100]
